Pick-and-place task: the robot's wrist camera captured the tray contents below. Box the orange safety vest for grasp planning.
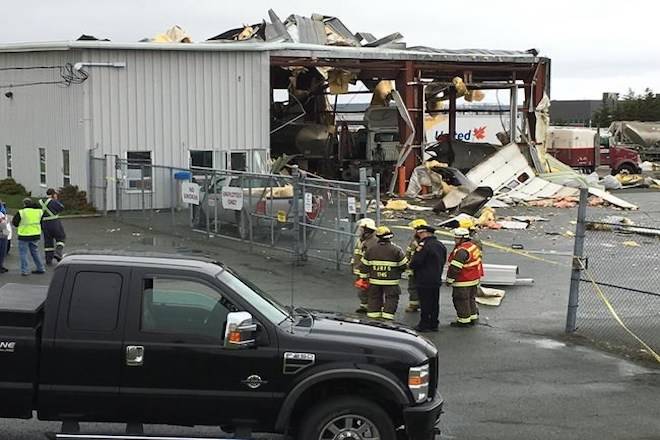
[448,241,483,287]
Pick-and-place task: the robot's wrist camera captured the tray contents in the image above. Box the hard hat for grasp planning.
[357,218,376,231]
[452,227,470,239]
[458,218,475,230]
[408,218,428,229]
[375,226,393,239]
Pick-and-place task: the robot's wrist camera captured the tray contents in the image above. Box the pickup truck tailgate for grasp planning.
[0,283,47,418]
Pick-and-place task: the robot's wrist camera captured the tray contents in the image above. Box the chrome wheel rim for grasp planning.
[319,414,381,440]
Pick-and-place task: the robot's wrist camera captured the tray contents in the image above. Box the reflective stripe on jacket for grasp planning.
[17,208,43,237]
[404,238,418,275]
[40,198,64,221]
[352,232,378,277]
[361,241,407,285]
[446,241,483,287]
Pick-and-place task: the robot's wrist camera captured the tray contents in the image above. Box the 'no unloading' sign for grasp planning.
[181,182,200,205]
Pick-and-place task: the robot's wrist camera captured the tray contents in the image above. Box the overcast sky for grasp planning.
[2,0,658,100]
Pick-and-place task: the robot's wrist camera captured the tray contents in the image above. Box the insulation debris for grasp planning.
[385,200,409,211]
[476,286,506,307]
[151,25,192,43]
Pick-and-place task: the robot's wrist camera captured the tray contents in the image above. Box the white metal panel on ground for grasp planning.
[442,144,581,208]
[0,50,86,196]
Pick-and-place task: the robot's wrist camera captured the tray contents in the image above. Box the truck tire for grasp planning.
[614,163,640,175]
[297,396,396,440]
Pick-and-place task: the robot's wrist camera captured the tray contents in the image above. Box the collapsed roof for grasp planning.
[205,9,542,63]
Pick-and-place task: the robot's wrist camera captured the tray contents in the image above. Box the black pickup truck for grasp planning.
[0,254,442,440]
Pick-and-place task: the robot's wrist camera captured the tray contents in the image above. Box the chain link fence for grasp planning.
[88,155,379,268]
[570,191,660,362]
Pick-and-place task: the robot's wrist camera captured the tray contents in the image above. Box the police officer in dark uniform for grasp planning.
[409,223,447,332]
[40,188,66,265]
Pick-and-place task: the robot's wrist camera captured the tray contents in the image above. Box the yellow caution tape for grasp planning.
[391,225,564,265]
[391,224,660,363]
[578,260,660,364]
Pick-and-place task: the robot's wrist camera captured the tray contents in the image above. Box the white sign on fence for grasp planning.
[304,192,313,213]
[347,196,357,214]
[181,182,200,205]
[221,186,244,211]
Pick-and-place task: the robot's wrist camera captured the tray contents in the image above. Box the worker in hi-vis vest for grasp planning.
[12,198,46,276]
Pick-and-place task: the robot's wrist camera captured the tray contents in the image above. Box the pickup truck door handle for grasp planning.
[126,345,145,367]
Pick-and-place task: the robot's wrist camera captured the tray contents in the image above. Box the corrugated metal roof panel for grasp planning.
[289,15,327,45]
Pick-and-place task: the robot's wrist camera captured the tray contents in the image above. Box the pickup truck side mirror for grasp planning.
[224,311,257,349]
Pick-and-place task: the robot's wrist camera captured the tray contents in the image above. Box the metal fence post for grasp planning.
[301,176,307,261]
[566,187,588,333]
[102,156,108,216]
[141,165,146,219]
[170,169,176,227]
[375,173,381,226]
[291,165,302,263]
[115,160,122,219]
[359,167,367,218]
[88,150,94,209]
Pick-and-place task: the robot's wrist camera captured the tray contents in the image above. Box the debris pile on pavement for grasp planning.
[587,216,660,238]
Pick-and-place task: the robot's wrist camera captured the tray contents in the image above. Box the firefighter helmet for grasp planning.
[375,226,394,239]
[357,218,377,231]
[452,227,471,239]
[408,218,428,229]
[458,218,476,230]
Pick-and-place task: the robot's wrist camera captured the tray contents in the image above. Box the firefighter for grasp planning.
[361,226,407,320]
[446,227,483,328]
[39,188,66,265]
[404,219,428,312]
[351,218,378,314]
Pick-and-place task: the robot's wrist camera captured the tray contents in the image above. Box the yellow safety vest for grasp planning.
[17,208,43,237]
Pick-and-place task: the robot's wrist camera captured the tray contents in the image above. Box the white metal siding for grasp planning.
[0,47,271,210]
[0,51,86,196]
[84,49,270,168]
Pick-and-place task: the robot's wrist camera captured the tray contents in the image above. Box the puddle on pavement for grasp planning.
[528,338,567,350]
[617,359,653,377]
[533,339,658,378]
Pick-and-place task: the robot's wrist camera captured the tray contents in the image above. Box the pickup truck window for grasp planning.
[217,268,290,325]
[68,271,122,332]
[141,278,237,340]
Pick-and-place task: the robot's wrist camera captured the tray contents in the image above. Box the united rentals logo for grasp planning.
[435,126,487,141]
[0,341,16,353]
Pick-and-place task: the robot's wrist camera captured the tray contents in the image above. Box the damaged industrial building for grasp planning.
[0,10,554,208]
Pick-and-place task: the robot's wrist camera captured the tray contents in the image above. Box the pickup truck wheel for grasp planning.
[297,396,396,440]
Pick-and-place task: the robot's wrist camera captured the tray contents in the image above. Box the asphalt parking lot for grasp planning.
[0,190,658,439]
